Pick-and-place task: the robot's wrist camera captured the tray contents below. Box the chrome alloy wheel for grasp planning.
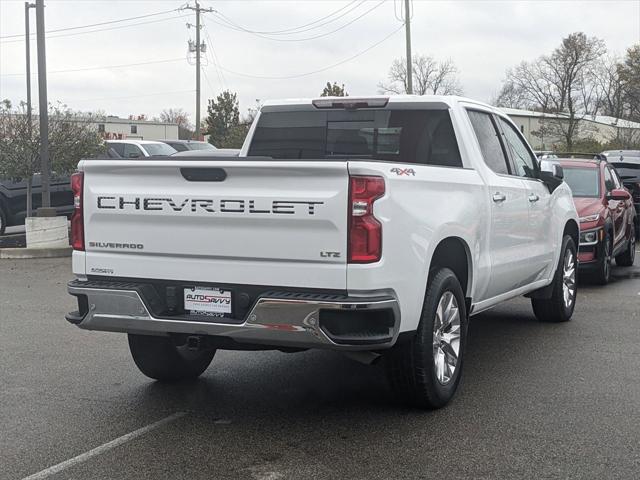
[432,291,461,385]
[562,249,576,308]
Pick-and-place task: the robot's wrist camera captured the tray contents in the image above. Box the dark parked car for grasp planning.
[558,157,636,284]
[603,150,640,236]
[0,174,73,235]
[157,139,217,152]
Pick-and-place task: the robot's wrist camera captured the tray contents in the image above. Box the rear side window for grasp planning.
[467,110,510,175]
[248,109,462,167]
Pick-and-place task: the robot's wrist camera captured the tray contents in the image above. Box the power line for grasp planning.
[1,57,185,77]
[211,0,364,36]
[202,25,227,90]
[0,8,180,39]
[209,23,403,80]
[0,13,190,44]
[204,1,386,42]
[72,89,195,103]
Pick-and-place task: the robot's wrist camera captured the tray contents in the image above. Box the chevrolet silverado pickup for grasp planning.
[66,96,579,409]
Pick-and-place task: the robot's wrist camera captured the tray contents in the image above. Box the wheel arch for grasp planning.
[427,236,473,310]
[563,219,579,248]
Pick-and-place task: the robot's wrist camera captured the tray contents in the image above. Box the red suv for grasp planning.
[558,157,636,284]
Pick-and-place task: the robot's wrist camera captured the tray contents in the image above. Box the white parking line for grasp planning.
[21,412,186,480]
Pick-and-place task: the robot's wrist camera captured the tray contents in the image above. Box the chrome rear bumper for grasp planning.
[67,280,401,351]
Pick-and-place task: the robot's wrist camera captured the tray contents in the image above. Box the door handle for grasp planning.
[528,193,539,203]
[492,192,506,203]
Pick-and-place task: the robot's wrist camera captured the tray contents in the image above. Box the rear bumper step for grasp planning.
[67,279,401,350]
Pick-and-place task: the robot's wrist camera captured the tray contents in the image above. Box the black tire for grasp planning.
[128,334,215,382]
[0,201,7,236]
[592,232,612,285]
[385,268,468,409]
[531,235,577,323]
[615,229,636,267]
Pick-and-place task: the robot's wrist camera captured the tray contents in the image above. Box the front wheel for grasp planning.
[531,235,577,323]
[592,233,612,285]
[385,268,467,409]
[615,229,636,267]
[128,334,215,382]
[0,202,7,236]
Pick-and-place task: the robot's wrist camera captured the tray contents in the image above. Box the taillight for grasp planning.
[70,172,84,251]
[348,175,385,263]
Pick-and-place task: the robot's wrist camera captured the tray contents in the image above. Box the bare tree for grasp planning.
[497,32,606,150]
[158,108,193,140]
[378,55,463,96]
[621,44,640,122]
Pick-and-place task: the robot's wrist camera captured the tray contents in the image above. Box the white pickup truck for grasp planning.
[66,96,579,408]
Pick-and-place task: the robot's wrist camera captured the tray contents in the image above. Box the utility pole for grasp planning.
[25,2,35,216]
[404,0,413,94]
[35,0,51,211]
[185,1,213,139]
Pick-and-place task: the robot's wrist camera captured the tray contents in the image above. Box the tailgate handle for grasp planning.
[180,167,227,182]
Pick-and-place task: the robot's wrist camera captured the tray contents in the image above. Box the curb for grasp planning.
[0,246,72,259]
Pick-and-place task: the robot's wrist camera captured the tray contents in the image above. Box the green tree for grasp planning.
[320,82,348,97]
[0,100,104,217]
[204,90,248,148]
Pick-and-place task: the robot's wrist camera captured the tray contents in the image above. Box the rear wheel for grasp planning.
[531,235,577,323]
[615,229,636,267]
[385,268,467,409]
[128,334,215,382]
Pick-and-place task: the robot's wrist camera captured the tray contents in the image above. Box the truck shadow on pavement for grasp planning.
[126,297,558,420]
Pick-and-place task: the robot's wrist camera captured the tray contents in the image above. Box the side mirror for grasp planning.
[540,160,563,179]
[538,160,564,193]
[607,188,631,201]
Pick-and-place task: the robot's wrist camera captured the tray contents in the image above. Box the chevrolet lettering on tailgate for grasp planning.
[96,196,324,215]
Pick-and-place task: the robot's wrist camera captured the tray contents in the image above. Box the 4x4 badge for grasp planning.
[391,167,416,176]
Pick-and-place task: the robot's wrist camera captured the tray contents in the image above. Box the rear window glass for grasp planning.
[248,109,462,167]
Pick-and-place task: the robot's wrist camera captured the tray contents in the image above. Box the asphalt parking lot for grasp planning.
[1,256,639,480]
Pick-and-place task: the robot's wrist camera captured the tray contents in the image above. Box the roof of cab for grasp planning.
[104,139,168,145]
[260,95,497,112]
[557,159,601,168]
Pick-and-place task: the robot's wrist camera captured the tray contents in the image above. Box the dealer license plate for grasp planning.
[184,287,232,316]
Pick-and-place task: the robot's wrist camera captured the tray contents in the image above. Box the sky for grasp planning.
[0,0,639,126]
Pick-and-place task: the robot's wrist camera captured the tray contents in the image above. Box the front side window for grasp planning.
[123,143,143,158]
[610,167,622,189]
[106,142,124,157]
[499,118,538,178]
[562,167,600,198]
[467,110,510,175]
[603,167,616,192]
[248,109,462,167]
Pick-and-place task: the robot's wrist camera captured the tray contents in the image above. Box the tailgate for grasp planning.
[81,159,349,289]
